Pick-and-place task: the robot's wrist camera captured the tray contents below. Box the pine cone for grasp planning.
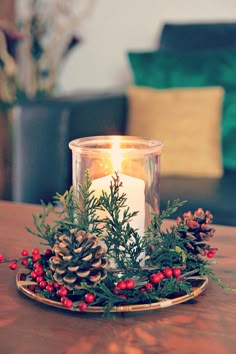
[49,229,108,290]
[177,208,216,257]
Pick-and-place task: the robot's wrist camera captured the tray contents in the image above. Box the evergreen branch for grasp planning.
[199,265,236,291]
[25,202,57,247]
[145,200,186,242]
[162,199,187,219]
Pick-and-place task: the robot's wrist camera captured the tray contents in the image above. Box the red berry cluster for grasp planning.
[13,248,51,270]
[0,248,97,312]
[204,248,217,258]
[78,293,96,312]
[143,267,182,292]
[111,269,183,298]
[112,278,135,301]
[0,248,45,270]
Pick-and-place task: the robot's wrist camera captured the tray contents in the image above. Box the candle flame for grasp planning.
[111,137,122,172]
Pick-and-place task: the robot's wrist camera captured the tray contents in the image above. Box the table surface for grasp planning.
[0,200,236,354]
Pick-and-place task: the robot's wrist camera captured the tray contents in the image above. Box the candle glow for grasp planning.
[110,136,122,172]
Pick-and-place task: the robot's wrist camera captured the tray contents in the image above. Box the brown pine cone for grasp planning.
[49,229,108,290]
[177,208,216,257]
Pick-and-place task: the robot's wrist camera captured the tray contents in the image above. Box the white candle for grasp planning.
[91,173,145,235]
[90,138,146,266]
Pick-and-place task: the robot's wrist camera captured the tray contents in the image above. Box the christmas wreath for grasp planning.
[0,172,230,317]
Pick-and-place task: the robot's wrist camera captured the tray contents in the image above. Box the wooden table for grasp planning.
[0,201,236,354]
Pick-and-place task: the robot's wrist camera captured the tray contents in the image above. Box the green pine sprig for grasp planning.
[54,171,103,236]
[25,201,57,247]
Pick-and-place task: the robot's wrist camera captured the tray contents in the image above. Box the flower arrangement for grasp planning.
[0,172,230,317]
[0,0,97,108]
[17,0,96,98]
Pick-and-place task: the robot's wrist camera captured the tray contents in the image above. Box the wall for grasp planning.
[17,0,236,94]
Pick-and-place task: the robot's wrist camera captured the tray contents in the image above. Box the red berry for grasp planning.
[173,268,181,277]
[21,259,29,266]
[36,276,44,283]
[64,299,73,309]
[78,301,87,311]
[30,271,37,279]
[157,271,164,280]
[163,267,173,278]
[28,285,35,291]
[9,262,18,270]
[45,284,54,292]
[145,283,153,291]
[53,282,59,289]
[0,254,4,262]
[44,248,52,256]
[32,254,41,262]
[150,273,162,284]
[21,249,28,257]
[117,280,127,290]
[57,287,68,297]
[140,287,146,292]
[32,248,40,255]
[84,292,96,303]
[210,249,217,255]
[33,262,41,269]
[34,267,44,276]
[207,252,214,258]
[60,296,67,304]
[125,278,135,289]
[39,280,47,289]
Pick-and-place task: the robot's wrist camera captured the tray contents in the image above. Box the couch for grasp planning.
[11,22,236,226]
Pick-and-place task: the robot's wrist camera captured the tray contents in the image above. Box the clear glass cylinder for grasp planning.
[69,135,163,236]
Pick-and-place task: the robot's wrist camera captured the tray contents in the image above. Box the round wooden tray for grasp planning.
[16,269,208,313]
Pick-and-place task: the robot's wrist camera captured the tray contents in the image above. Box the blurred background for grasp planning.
[14,0,236,93]
[1,0,236,226]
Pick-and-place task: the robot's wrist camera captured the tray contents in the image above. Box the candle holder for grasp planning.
[69,135,164,241]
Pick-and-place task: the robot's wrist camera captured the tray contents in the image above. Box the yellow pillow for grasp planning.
[127,86,224,177]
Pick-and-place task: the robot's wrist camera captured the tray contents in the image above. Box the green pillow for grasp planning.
[128,48,236,171]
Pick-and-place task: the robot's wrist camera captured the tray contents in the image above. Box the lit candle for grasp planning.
[90,137,145,265]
